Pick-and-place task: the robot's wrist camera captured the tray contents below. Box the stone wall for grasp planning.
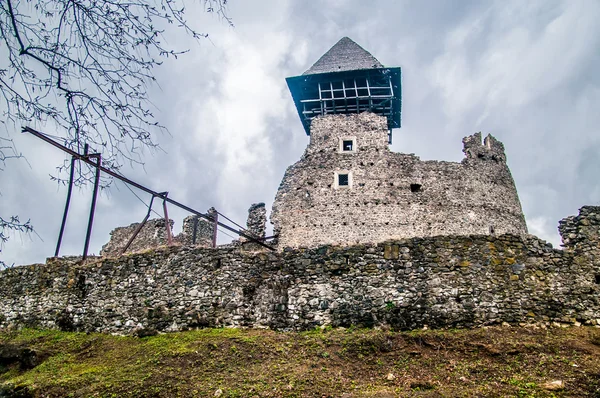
[246,203,267,239]
[238,203,268,249]
[1,207,598,335]
[558,206,600,249]
[100,218,175,257]
[101,210,216,257]
[271,112,527,248]
[176,208,217,248]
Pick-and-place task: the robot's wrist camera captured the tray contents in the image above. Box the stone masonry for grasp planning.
[100,218,175,257]
[558,206,600,248]
[246,203,267,239]
[271,112,527,249]
[238,203,268,249]
[101,209,217,257]
[0,207,598,335]
[176,215,214,247]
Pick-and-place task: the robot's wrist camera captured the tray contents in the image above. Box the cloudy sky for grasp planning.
[2,0,599,266]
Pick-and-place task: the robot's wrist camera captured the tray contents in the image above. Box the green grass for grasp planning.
[1,326,599,397]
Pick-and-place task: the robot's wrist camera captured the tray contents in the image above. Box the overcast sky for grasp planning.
[2,0,599,266]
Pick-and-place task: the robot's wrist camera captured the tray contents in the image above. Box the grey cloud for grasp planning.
[2,0,599,264]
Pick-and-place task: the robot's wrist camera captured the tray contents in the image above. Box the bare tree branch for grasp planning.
[0,0,232,265]
[0,215,33,269]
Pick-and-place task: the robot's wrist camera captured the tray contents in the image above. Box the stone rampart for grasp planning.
[1,207,598,334]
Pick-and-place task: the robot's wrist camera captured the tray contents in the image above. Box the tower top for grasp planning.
[286,37,401,138]
[303,37,383,75]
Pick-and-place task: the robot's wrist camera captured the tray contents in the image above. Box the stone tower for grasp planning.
[271,37,527,249]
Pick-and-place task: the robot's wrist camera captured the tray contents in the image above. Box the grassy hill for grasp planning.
[1,326,599,397]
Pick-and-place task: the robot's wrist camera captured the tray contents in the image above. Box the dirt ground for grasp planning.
[1,325,599,397]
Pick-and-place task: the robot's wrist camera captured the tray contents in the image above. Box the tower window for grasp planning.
[338,174,349,186]
[410,183,422,193]
[334,170,352,189]
[339,137,356,153]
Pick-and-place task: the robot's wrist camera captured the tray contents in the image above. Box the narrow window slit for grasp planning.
[410,183,422,193]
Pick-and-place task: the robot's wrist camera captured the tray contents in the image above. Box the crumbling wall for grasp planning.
[0,208,598,334]
[101,209,217,257]
[239,203,268,249]
[559,206,600,249]
[100,218,174,257]
[271,112,527,249]
[246,203,267,239]
[176,208,217,247]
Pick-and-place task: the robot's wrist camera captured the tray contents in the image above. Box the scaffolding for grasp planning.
[286,68,401,140]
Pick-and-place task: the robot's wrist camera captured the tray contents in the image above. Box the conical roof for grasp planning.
[303,37,383,75]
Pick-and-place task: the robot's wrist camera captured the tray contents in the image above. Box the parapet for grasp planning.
[462,132,506,164]
[558,206,600,249]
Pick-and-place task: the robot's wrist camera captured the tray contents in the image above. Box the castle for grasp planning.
[102,37,528,253]
[1,38,598,335]
[272,37,527,248]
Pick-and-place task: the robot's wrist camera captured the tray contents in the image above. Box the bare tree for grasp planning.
[0,0,231,263]
[0,136,32,268]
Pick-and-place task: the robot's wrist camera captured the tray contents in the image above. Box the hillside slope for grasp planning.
[1,326,599,397]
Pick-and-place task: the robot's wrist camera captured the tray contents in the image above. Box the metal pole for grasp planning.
[21,127,275,250]
[212,212,218,248]
[54,156,76,257]
[83,153,101,260]
[120,195,156,254]
[160,192,173,245]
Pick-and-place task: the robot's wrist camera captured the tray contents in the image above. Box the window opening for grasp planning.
[338,174,349,186]
[410,183,422,193]
[595,274,600,284]
[342,140,353,151]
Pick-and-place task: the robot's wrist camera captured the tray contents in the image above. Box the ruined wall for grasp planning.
[100,218,175,257]
[176,208,217,247]
[271,113,527,249]
[175,216,214,247]
[558,206,600,249]
[101,210,216,257]
[246,203,267,239]
[0,208,598,334]
[238,203,268,249]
